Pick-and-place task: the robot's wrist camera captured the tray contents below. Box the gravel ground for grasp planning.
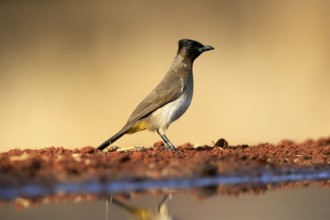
[0,137,329,205]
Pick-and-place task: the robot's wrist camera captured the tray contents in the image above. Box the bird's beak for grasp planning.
[202,45,214,52]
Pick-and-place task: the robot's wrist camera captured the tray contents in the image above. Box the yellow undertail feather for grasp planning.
[126,121,149,134]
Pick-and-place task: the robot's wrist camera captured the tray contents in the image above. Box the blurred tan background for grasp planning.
[1,0,329,151]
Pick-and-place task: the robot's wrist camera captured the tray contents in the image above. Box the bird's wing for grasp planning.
[124,73,183,126]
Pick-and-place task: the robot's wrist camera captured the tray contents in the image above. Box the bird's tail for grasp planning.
[97,120,145,151]
[97,128,127,151]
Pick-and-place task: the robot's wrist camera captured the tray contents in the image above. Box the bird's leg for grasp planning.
[158,194,173,208]
[157,194,173,214]
[157,129,176,151]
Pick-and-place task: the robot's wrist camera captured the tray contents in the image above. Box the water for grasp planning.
[1,168,329,200]
[1,186,330,220]
[0,169,329,220]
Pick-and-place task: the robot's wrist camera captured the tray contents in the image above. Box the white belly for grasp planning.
[148,91,193,132]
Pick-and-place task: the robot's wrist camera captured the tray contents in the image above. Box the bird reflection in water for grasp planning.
[105,194,173,220]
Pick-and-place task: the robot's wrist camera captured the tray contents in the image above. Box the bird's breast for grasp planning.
[148,76,193,132]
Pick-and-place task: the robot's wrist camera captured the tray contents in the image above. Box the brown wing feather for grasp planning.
[97,71,183,150]
[124,72,183,127]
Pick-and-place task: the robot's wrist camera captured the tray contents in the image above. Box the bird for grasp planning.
[97,39,214,151]
[107,194,173,220]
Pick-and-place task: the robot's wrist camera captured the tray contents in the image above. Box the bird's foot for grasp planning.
[157,130,176,151]
[164,142,176,151]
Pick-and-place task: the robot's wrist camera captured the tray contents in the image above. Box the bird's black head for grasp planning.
[178,39,214,60]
